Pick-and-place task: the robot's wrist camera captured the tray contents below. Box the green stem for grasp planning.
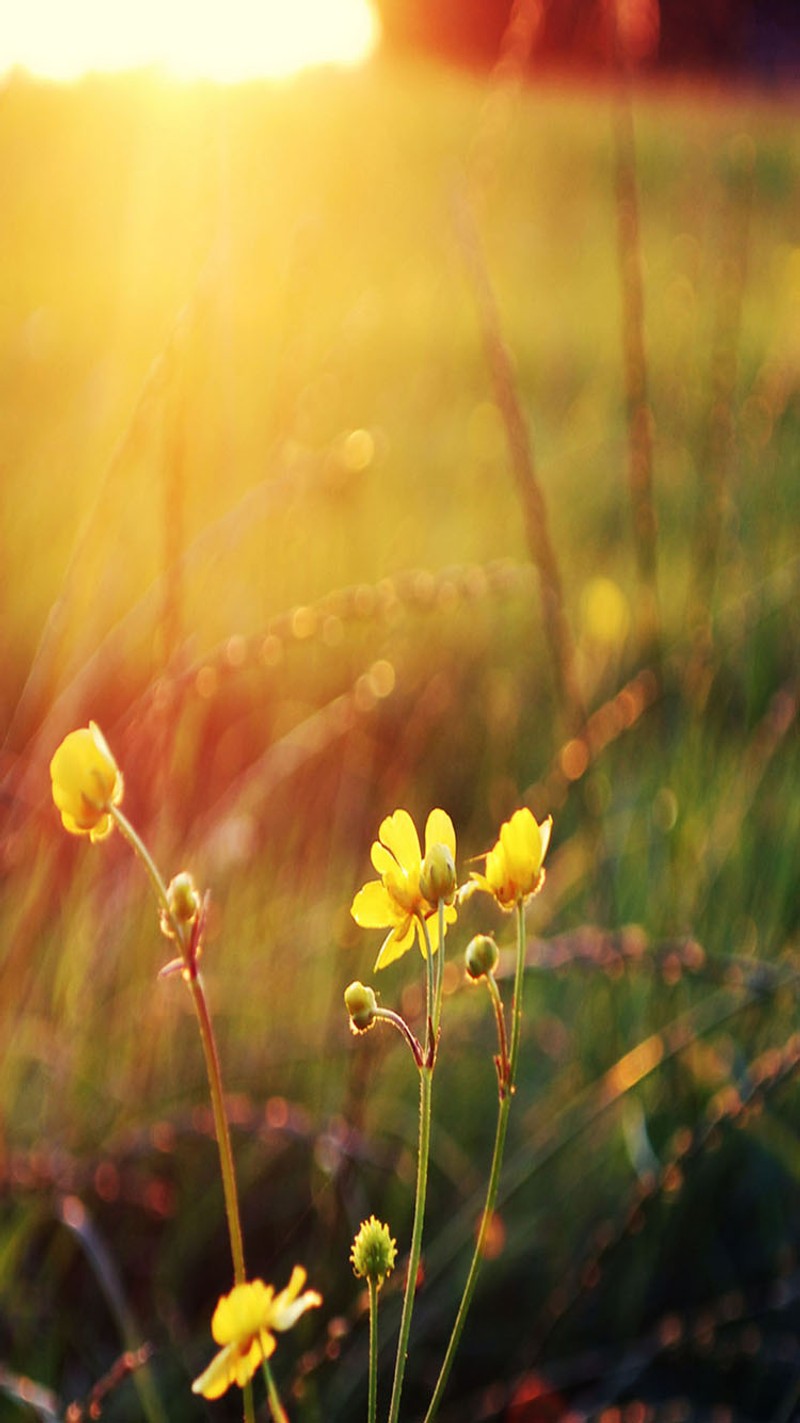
[110,807,254,1423]
[418,912,435,1061]
[374,1006,424,1067]
[433,898,445,1037]
[486,971,510,1092]
[388,1063,433,1423]
[507,898,528,1085]
[367,1277,379,1423]
[422,897,528,1422]
[262,1359,289,1423]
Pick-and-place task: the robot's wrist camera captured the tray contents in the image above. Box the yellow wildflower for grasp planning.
[49,722,123,843]
[191,1268,322,1400]
[350,808,458,971]
[470,808,552,910]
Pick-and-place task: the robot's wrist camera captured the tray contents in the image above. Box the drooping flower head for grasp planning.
[49,722,123,843]
[470,808,552,910]
[350,808,457,971]
[191,1268,322,1400]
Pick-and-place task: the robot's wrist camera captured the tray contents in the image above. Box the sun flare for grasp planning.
[1,0,379,83]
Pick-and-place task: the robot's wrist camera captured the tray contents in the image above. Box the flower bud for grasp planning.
[350,1215,397,1286]
[160,871,203,940]
[419,842,457,906]
[166,871,202,924]
[465,934,499,980]
[344,980,378,1032]
[49,721,123,843]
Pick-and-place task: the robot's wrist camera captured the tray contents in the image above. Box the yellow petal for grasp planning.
[211,1280,273,1345]
[500,809,542,886]
[422,903,458,955]
[374,919,415,970]
[192,1342,238,1399]
[378,809,421,874]
[370,841,396,876]
[424,808,456,859]
[270,1267,323,1331]
[351,880,400,928]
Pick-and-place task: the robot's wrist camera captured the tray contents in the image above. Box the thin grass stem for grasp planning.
[109,806,253,1423]
[367,1277,379,1423]
[387,1062,433,1423]
[422,898,527,1421]
[261,1359,289,1423]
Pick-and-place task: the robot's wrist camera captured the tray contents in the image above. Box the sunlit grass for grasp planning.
[2,53,800,1422]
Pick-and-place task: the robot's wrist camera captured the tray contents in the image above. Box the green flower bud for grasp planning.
[350,1216,397,1286]
[419,842,457,905]
[167,871,203,924]
[344,980,378,1032]
[465,934,499,980]
[160,871,203,940]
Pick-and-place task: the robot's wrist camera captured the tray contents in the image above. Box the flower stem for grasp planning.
[374,1006,424,1068]
[110,807,254,1423]
[388,1062,433,1423]
[418,912,435,1062]
[422,898,528,1422]
[262,1359,289,1423]
[433,897,445,1037]
[486,971,510,1094]
[367,1277,379,1423]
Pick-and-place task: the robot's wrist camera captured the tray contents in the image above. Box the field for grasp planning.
[2,53,800,1423]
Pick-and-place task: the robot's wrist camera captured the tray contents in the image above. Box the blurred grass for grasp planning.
[2,53,800,1422]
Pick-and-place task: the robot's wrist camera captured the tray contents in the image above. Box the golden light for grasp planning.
[0,0,379,83]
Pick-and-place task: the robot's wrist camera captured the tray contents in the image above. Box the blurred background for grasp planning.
[2,2,800,1419]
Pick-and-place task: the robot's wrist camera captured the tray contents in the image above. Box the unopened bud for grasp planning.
[350,1215,397,1285]
[465,934,499,980]
[419,842,457,905]
[160,871,202,939]
[344,980,378,1032]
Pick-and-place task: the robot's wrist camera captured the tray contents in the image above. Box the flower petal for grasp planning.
[351,880,401,928]
[422,904,457,955]
[271,1266,323,1332]
[212,1280,274,1345]
[374,918,415,970]
[192,1342,238,1399]
[370,841,397,876]
[378,810,421,875]
[424,808,456,859]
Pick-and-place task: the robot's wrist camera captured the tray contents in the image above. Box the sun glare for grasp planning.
[1,0,379,83]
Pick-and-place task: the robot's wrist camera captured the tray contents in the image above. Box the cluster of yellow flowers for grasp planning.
[350,802,552,947]
[49,723,553,1410]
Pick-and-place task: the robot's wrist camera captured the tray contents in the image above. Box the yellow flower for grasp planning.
[470,808,552,910]
[350,808,458,971]
[191,1268,322,1400]
[49,722,124,843]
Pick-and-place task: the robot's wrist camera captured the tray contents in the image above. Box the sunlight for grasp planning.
[0,0,379,83]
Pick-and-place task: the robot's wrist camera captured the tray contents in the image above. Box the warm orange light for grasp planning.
[1,0,379,83]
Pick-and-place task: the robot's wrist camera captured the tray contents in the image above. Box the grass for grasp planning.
[2,51,800,1422]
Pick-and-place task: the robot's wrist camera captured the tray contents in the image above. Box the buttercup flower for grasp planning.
[470,808,552,910]
[49,722,123,843]
[191,1268,322,1400]
[351,808,458,971]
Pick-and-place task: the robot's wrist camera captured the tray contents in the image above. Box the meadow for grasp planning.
[2,52,800,1422]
